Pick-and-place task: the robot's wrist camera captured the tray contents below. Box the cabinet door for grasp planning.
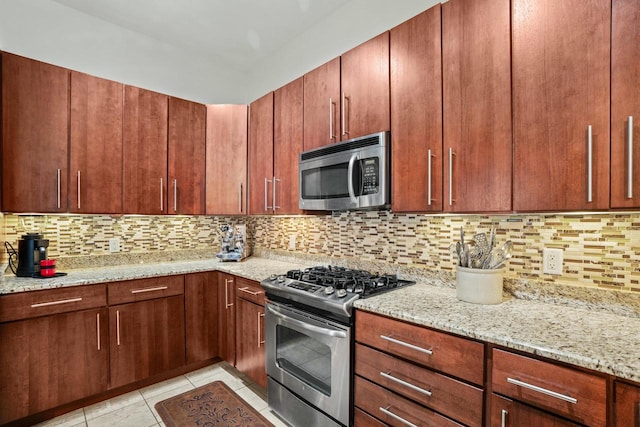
[442,0,512,213]
[168,97,206,214]
[512,0,610,211]
[248,92,275,214]
[109,296,186,389]
[218,273,236,365]
[205,104,248,215]
[340,32,390,140]
[391,5,443,212]
[70,71,123,213]
[615,382,640,427]
[274,78,303,214]
[2,53,69,213]
[235,297,266,388]
[491,394,581,427]
[0,308,108,425]
[611,0,640,208]
[123,86,168,214]
[303,57,341,150]
[185,272,219,364]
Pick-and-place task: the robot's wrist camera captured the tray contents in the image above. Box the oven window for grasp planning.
[275,325,331,396]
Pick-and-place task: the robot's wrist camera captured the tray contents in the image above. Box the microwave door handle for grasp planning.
[347,153,358,204]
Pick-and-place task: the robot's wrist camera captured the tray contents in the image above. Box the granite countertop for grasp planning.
[2,256,638,384]
[354,283,640,384]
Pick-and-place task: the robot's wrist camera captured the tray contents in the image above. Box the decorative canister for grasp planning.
[456,265,505,304]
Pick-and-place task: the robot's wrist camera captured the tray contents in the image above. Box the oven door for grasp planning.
[265,301,351,426]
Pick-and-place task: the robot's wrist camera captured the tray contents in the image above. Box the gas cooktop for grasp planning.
[260,265,414,320]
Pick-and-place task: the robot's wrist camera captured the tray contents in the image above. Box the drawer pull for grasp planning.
[116,310,121,346]
[506,377,577,404]
[96,313,101,351]
[380,334,433,355]
[131,286,168,294]
[225,279,234,308]
[31,297,83,308]
[501,409,508,427]
[379,406,417,427]
[380,371,432,397]
[238,287,261,296]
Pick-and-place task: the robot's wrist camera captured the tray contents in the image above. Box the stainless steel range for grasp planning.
[261,266,414,427]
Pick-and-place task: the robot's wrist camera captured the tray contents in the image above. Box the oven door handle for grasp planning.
[267,304,348,339]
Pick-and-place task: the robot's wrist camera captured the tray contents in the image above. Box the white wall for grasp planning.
[0,0,438,104]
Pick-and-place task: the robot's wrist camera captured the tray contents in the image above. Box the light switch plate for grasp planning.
[542,248,563,275]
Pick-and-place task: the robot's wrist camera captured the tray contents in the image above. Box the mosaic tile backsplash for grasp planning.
[2,211,639,293]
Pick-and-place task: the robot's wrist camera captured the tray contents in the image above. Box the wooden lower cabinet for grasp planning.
[185,272,219,364]
[0,308,108,424]
[218,272,236,365]
[235,289,266,388]
[615,381,640,426]
[491,393,581,427]
[109,295,186,389]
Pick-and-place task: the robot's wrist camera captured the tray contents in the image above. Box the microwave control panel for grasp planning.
[361,158,379,195]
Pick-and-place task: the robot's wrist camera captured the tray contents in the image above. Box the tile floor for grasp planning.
[34,362,288,427]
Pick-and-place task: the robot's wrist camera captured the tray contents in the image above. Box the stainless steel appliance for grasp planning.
[299,131,390,211]
[261,266,414,427]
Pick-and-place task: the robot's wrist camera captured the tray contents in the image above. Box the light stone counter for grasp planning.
[0,257,314,294]
[354,282,640,384]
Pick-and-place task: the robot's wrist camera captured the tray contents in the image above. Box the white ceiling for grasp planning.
[0,0,435,103]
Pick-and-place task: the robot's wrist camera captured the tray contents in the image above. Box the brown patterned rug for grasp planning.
[155,381,274,427]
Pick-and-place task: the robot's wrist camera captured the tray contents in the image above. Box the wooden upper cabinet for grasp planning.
[611,0,640,208]
[248,92,274,215]
[205,104,248,215]
[442,0,512,213]
[512,0,611,211]
[274,77,303,214]
[1,53,69,213]
[390,5,443,213]
[168,97,206,215]
[303,57,341,150]
[70,71,123,214]
[123,86,168,214]
[340,32,390,140]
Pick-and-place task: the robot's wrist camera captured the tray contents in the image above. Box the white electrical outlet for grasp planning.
[542,248,563,275]
[109,238,121,253]
[288,234,297,251]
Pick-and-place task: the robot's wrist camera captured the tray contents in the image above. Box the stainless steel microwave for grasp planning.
[299,131,390,211]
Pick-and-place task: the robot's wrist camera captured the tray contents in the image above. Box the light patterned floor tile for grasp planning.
[85,400,157,427]
[187,365,245,390]
[235,386,269,411]
[143,383,195,423]
[139,376,194,400]
[33,409,86,427]
[84,390,144,421]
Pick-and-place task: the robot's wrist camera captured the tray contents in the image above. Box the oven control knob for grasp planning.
[324,286,335,295]
[336,289,347,298]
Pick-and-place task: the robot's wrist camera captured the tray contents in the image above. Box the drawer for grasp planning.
[490,393,581,427]
[108,275,184,305]
[492,348,607,426]
[356,310,485,385]
[0,284,107,322]
[355,376,464,427]
[355,343,483,426]
[235,277,265,306]
[354,407,386,426]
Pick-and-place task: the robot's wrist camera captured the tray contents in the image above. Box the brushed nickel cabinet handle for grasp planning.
[379,407,417,427]
[31,297,83,308]
[329,98,334,140]
[225,279,234,308]
[130,286,168,294]
[587,125,593,203]
[77,170,81,209]
[264,178,273,211]
[257,312,265,347]
[96,312,101,350]
[449,147,455,206]
[173,179,178,212]
[57,169,61,209]
[116,310,121,346]
[506,377,577,404]
[501,409,508,427]
[160,178,164,212]
[238,287,261,296]
[380,371,432,396]
[380,334,433,355]
[427,149,434,206]
[239,182,243,213]
[628,116,634,199]
[273,177,281,210]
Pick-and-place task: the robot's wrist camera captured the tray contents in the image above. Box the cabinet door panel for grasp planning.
[442,0,512,213]
[2,53,69,213]
[248,92,274,214]
[70,71,123,213]
[109,296,185,388]
[168,97,206,214]
[391,6,443,212]
[0,309,108,424]
[206,104,248,215]
[235,297,266,388]
[512,0,610,211]
[218,273,236,365]
[123,86,168,214]
[615,382,640,427]
[341,32,390,141]
[611,0,640,208]
[303,57,341,150]
[491,393,581,427]
[185,272,219,363]
[274,78,303,214]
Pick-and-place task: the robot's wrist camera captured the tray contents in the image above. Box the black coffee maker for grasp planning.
[6,233,49,277]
